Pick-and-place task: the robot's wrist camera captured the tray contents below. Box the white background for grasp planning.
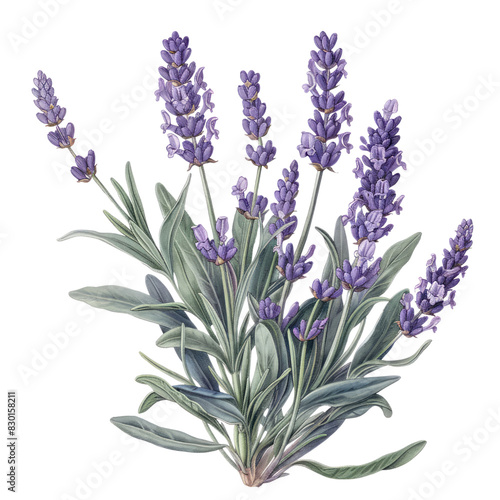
[1,0,498,499]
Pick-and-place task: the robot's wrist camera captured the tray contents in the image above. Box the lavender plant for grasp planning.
[33,31,473,487]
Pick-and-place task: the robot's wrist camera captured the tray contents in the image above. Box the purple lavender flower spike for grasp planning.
[239,70,276,167]
[276,243,315,283]
[397,293,441,337]
[414,219,473,315]
[282,301,299,331]
[269,160,300,240]
[47,123,75,148]
[298,32,352,172]
[310,278,343,302]
[293,318,329,341]
[157,32,219,168]
[71,150,96,183]
[32,71,67,127]
[343,99,406,244]
[259,298,281,321]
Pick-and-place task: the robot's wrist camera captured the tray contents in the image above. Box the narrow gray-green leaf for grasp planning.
[69,285,186,329]
[156,326,227,364]
[111,416,226,453]
[138,392,168,413]
[174,385,244,425]
[132,302,189,312]
[300,376,400,414]
[58,230,160,271]
[159,175,191,276]
[291,440,426,479]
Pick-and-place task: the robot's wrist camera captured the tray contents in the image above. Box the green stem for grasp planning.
[293,169,324,263]
[277,280,291,326]
[312,289,354,389]
[260,252,278,300]
[93,175,131,221]
[198,164,219,245]
[275,340,307,464]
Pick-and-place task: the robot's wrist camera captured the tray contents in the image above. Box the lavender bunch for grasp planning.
[36,30,474,490]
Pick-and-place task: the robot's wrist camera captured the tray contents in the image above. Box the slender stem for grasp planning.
[312,289,354,389]
[92,175,131,221]
[203,423,238,470]
[293,169,324,263]
[260,252,278,301]
[277,280,291,326]
[198,164,219,245]
[220,265,235,367]
[275,340,307,464]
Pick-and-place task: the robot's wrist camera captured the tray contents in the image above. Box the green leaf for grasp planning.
[317,216,349,287]
[58,230,160,271]
[234,220,294,320]
[173,385,245,425]
[300,376,400,414]
[138,392,168,413]
[231,210,258,278]
[130,221,164,268]
[136,375,218,425]
[350,290,407,375]
[125,162,150,235]
[156,326,227,364]
[290,440,426,479]
[364,233,421,301]
[139,352,192,385]
[343,296,390,335]
[103,210,135,239]
[68,285,185,329]
[159,175,191,276]
[355,340,432,377]
[333,394,393,420]
[132,302,189,312]
[251,322,280,398]
[110,416,226,453]
[110,177,135,218]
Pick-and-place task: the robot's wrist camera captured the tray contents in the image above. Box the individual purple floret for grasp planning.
[343,99,406,243]
[336,240,381,292]
[239,70,276,168]
[259,298,281,320]
[269,160,300,240]
[397,293,440,337]
[276,243,315,282]
[192,217,238,266]
[71,150,96,183]
[231,176,268,220]
[156,31,219,167]
[281,301,299,331]
[415,220,473,315]
[298,32,352,172]
[310,279,343,302]
[32,70,67,126]
[293,318,329,341]
[47,123,75,148]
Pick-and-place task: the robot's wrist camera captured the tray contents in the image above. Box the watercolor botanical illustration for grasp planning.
[32,31,473,487]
